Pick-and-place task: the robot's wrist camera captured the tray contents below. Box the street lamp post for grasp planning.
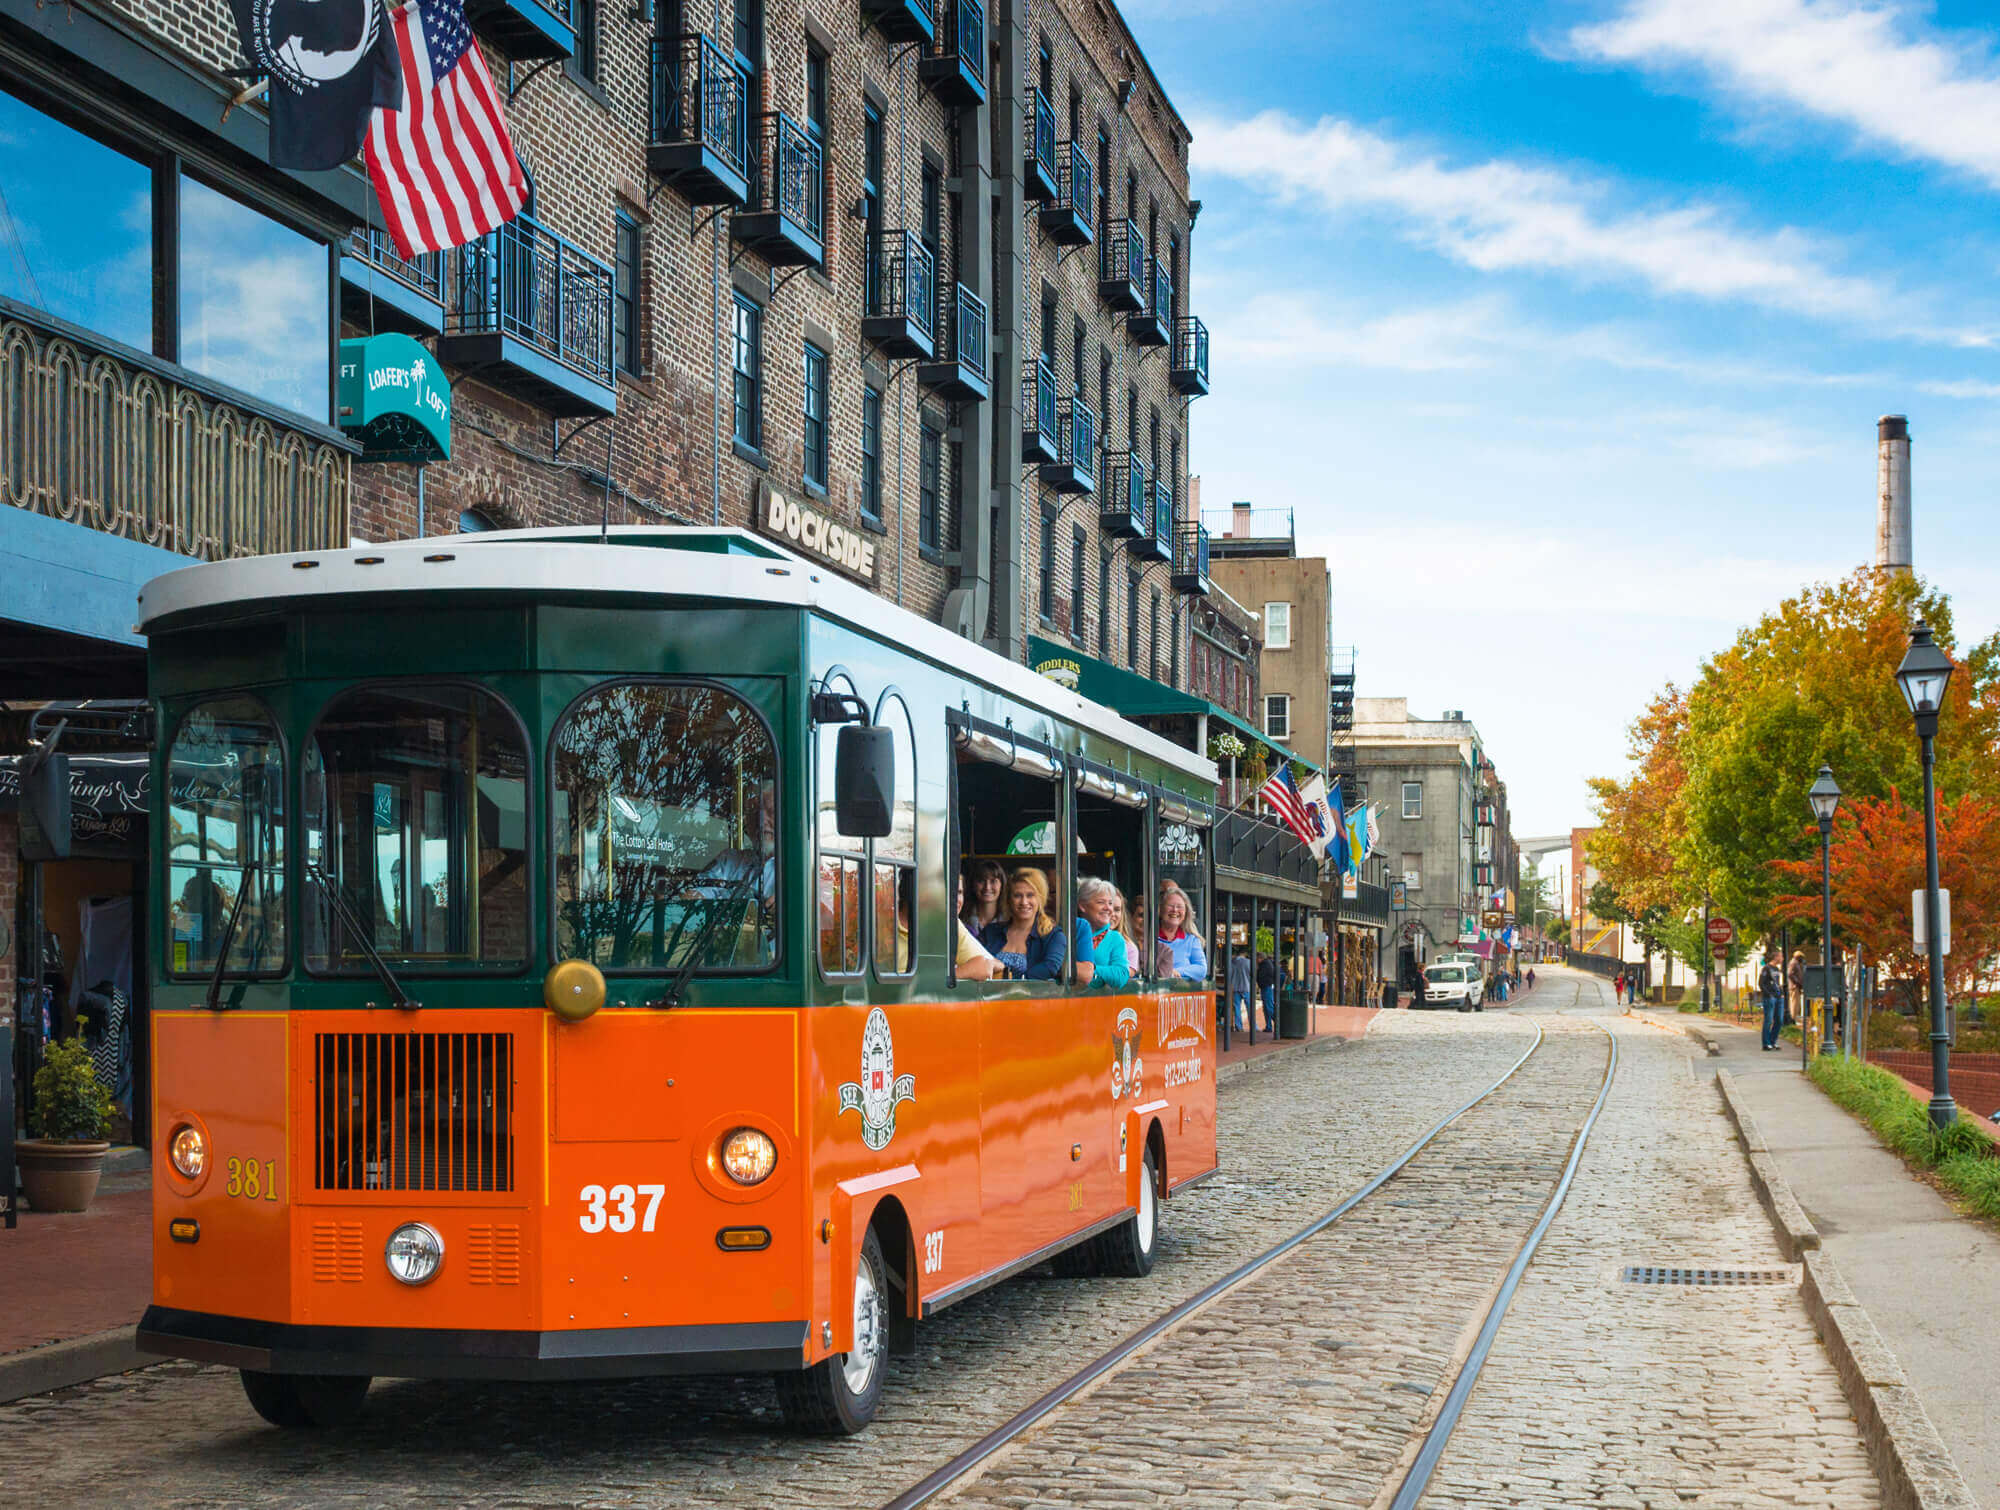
[1895,622,1958,1128]
[1807,766,1841,1059]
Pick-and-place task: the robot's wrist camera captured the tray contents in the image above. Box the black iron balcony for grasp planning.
[732,112,824,269]
[920,0,986,107]
[648,34,750,208]
[917,282,989,401]
[1102,452,1146,537]
[1134,476,1172,561]
[1130,256,1172,346]
[1039,394,1096,494]
[1098,219,1144,313]
[439,211,616,417]
[464,0,574,61]
[1022,355,1059,463]
[340,227,444,336]
[1170,315,1209,396]
[1038,141,1093,246]
[1024,88,1058,203]
[861,0,935,46]
[862,230,936,359]
[1172,520,1210,593]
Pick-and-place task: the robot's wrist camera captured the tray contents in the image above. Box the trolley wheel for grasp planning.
[1092,1141,1160,1279]
[776,1227,889,1435]
[239,1370,371,1429]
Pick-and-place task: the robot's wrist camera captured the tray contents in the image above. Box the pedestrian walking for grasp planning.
[1786,950,1806,1028]
[1525,968,1536,991]
[1228,950,1253,1032]
[1308,947,1327,1004]
[1256,953,1279,1033]
[1758,955,1785,1051]
[1613,971,1626,1005]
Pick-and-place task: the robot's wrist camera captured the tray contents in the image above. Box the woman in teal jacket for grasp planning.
[1072,876,1131,988]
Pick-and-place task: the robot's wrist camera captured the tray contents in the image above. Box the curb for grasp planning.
[1216,1032,1351,1085]
[1714,1072,1978,1510]
[0,1327,149,1406]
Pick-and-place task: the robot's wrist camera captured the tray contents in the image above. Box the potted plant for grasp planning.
[15,1027,115,1213]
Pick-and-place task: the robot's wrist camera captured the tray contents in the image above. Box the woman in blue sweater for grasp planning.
[979,867,1068,980]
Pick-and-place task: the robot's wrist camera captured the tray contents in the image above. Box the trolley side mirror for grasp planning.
[834,725,893,839]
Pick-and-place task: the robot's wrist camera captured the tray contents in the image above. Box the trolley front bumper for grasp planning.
[137,1306,809,1380]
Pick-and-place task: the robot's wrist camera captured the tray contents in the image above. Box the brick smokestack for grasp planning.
[1876,415,1912,575]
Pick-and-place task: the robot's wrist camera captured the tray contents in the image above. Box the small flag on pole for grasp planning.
[365,0,527,258]
[1296,772,1338,861]
[1255,763,1317,848]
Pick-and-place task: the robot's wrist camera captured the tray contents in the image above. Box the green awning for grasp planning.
[338,333,451,463]
[1028,636,1317,776]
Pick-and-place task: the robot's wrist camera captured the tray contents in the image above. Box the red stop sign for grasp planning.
[1706,917,1735,947]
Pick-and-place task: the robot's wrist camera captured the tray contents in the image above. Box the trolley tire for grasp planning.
[239,1370,371,1429]
[1050,1241,1098,1278]
[776,1227,889,1436]
[1093,1142,1160,1279]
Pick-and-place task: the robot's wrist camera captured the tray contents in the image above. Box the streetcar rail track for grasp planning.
[881,989,1589,1510]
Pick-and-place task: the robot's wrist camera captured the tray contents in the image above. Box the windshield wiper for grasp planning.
[203,861,261,1012]
[650,872,757,1010]
[307,862,420,1010]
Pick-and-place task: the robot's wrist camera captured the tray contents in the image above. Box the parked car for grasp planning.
[1423,962,1484,1012]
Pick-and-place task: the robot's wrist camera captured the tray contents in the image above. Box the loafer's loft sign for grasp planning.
[757,482,877,584]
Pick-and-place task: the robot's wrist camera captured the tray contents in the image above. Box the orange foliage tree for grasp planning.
[1769,791,2000,996]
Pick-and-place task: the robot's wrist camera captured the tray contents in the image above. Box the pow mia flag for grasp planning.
[228,0,404,171]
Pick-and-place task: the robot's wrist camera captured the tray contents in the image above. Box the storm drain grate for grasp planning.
[1620,1266,1792,1286]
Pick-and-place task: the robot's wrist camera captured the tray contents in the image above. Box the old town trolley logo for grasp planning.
[838,1007,916,1150]
[1110,1005,1144,1102]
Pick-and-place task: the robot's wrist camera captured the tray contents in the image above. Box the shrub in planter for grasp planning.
[16,1028,115,1212]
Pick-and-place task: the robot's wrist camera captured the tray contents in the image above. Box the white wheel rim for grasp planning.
[1136,1158,1157,1253]
[843,1255,883,1397]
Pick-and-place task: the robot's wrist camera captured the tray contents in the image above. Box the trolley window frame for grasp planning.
[869,687,918,983]
[946,708,1073,989]
[813,666,868,983]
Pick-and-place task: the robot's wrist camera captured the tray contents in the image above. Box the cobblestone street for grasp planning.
[0,974,1885,1509]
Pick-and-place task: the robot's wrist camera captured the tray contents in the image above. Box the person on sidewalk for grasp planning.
[1613,971,1626,1005]
[1256,953,1279,1032]
[1228,950,1253,1031]
[1786,950,1806,1028]
[1525,967,1536,991]
[1758,955,1785,1050]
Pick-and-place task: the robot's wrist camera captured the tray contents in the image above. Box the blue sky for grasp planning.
[1136,0,2000,837]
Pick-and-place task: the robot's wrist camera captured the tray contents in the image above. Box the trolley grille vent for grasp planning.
[310,1221,364,1283]
[1619,1266,1791,1286]
[314,1032,514,1193]
[467,1224,522,1285]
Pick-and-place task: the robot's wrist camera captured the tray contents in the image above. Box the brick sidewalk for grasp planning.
[2,1182,151,1355]
[1216,1002,1378,1074]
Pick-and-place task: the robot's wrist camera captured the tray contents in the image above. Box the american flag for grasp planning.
[1255,763,1317,848]
[364,0,527,259]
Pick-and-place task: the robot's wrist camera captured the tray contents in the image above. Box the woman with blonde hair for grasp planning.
[979,866,1068,980]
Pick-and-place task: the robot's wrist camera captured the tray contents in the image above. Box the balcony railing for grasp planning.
[340,227,445,336]
[464,0,575,62]
[443,211,616,416]
[1098,218,1144,313]
[1021,355,1059,463]
[1025,88,1058,203]
[647,33,750,207]
[1172,520,1210,593]
[1039,140,1093,246]
[1135,476,1172,561]
[1170,315,1209,396]
[1102,451,1146,537]
[860,0,935,46]
[733,111,824,267]
[1039,394,1096,493]
[1131,256,1172,346]
[862,230,936,359]
[920,0,986,107]
[0,305,349,560]
[917,281,989,401]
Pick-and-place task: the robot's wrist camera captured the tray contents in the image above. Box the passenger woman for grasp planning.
[1072,876,1131,988]
[1156,886,1208,983]
[979,867,1068,980]
[1110,890,1141,975]
[953,874,998,981]
[961,859,1007,933]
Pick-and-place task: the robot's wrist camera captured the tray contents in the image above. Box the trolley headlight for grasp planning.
[168,1124,207,1180]
[719,1128,777,1186]
[384,1222,444,1285]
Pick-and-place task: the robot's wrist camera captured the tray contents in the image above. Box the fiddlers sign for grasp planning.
[756,481,878,585]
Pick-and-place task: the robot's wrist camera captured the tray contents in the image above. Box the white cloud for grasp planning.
[1918,377,2000,399]
[1570,0,2000,190]
[1192,110,1888,323]
[1213,293,1515,372]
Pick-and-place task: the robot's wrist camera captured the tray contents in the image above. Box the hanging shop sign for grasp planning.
[1389,881,1408,911]
[338,334,451,463]
[756,481,878,584]
[0,754,159,854]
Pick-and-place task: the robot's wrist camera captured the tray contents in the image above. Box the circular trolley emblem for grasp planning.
[838,1008,917,1151]
[1111,1005,1144,1103]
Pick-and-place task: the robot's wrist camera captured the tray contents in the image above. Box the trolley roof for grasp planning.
[138,527,1218,787]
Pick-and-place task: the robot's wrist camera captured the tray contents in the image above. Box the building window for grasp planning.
[1168,432,1180,522]
[569,0,599,84]
[731,293,762,452]
[804,43,827,234]
[1071,526,1087,638]
[1264,601,1292,650]
[613,209,641,377]
[1039,498,1057,622]
[802,340,828,489]
[458,508,497,533]
[1265,694,1290,741]
[1148,406,1160,473]
[861,383,883,523]
[1040,288,1056,363]
[919,417,943,550]
[1170,605,1180,685]
[1072,317,1086,393]
[1038,36,1052,96]
[862,105,883,317]
[1098,348,1112,435]
[1402,781,1422,819]
[734,0,763,174]
[1098,550,1112,657]
[1125,567,1140,666]
[922,160,943,263]
[1402,853,1422,891]
[1149,591,1161,681]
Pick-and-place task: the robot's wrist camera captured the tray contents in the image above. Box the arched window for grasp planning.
[167,696,287,975]
[815,670,864,977]
[457,508,497,533]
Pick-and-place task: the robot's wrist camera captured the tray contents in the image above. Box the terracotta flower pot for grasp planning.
[14,1140,110,1213]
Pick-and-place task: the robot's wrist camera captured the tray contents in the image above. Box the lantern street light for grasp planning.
[1894,622,1957,1128]
[1807,766,1841,1058]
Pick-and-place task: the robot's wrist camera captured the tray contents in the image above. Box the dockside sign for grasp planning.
[757,482,878,584]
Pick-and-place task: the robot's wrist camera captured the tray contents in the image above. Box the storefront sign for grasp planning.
[757,481,878,583]
[1035,654,1083,690]
[1389,881,1408,911]
[1458,913,1481,944]
[0,754,158,854]
[338,333,451,463]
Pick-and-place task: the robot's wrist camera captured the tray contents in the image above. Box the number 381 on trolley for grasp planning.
[137,528,1221,1433]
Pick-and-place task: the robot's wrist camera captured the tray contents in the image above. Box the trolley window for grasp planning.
[816,670,865,978]
[166,696,287,976]
[306,683,529,972]
[553,681,778,974]
[1155,796,1211,985]
[951,719,1067,983]
[872,692,916,977]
